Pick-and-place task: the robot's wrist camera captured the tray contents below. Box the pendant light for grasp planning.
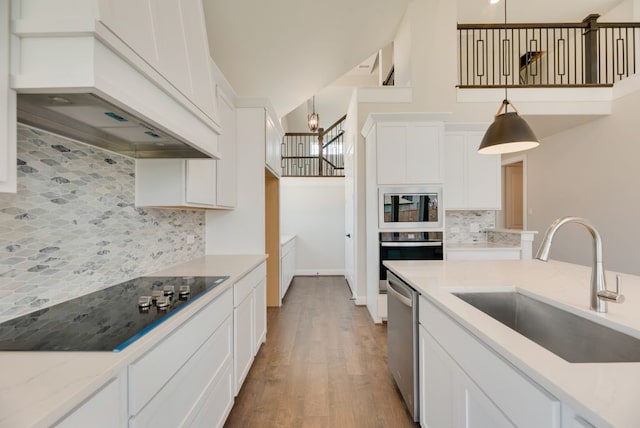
[478,0,539,154]
[307,96,320,132]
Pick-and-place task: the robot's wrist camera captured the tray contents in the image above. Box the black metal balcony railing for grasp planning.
[458,14,640,88]
[281,114,346,177]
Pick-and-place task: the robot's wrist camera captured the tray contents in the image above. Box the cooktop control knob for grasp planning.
[156,296,171,311]
[138,296,152,311]
[151,290,163,303]
[163,285,175,297]
[179,285,191,299]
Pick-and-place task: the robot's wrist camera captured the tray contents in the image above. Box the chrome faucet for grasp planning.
[536,216,624,313]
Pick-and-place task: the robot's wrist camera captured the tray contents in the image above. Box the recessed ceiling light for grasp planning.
[489,0,501,4]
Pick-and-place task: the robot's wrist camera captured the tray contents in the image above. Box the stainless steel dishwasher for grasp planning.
[386,270,419,422]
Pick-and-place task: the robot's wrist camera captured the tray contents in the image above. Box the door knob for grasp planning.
[346,234,351,238]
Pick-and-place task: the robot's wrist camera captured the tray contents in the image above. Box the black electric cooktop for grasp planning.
[0,275,228,352]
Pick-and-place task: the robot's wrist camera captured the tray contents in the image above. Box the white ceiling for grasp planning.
[202,0,626,119]
[203,0,410,117]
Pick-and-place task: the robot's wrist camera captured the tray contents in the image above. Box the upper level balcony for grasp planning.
[456,14,640,125]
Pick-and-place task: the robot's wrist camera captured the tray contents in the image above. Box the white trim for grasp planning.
[294,269,345,276]
[356,86,413,104]
[353,295,367,306]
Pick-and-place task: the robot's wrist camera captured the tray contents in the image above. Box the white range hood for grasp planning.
[10,1,221,159]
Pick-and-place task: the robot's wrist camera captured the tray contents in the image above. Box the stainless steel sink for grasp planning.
[452,291,640,363]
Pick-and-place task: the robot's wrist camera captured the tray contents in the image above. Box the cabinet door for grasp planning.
[465,133,501,209]
[376,124,406,184]
[265,114,281,175]
[216,92,237,208]
[420,325,455,428]
[444,133,466,208]
[186,159,216,205]
[420,326,514,428]
[406,124,443,184]
[254,278,266,354]
[98,0,158,66]
[234,292,254,395]
[0,0,15,193]
[444,131,501,210]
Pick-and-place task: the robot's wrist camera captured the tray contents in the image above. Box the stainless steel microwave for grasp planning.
[378,186,443,230]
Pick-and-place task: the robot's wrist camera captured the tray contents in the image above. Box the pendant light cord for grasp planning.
[503,0,508,112]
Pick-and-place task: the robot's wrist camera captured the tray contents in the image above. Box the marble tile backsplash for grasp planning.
[0,125,205,322]
[445,210,496,243]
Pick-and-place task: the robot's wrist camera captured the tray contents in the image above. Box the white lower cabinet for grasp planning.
[233,262,267,395]
[446,248,521,261]
[130,316,233,427]
[128,287,234,428]
[54,373,127,428]
[420,325,513,428]
[419,296,562,428]
[234,290,254,396]
[280,238,296,301]
[254,277,267,353]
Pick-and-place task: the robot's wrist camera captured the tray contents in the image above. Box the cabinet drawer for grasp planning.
[234,262,266,306]
[55,374,125,428]
[131,315,232,427]
[421,297,560,428]
[187,359,234,428]
[129,287,232,415]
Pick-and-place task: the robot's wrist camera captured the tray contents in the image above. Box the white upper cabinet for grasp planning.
[265,113,282,176]
[371,119,445,185]
[135,74,237,210]
[0,0,15,193]
[445,126,501,210]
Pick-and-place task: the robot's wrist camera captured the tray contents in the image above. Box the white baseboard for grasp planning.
[295,269,345,276]
[353,296,366,305]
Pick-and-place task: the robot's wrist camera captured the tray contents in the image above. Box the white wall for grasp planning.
[393,10,411,86]
[283,86,357,132]
[527,88,640,275]
[206,107,265,254]
[280,177,345,275]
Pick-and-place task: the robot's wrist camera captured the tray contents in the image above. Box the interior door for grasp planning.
[505,162,524,229]
[344,129,356,298]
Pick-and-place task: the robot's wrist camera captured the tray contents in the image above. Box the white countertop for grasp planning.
[0,254,267,428]
[384,259,640,428]
[280,234,296,246]
[446,242,521,251]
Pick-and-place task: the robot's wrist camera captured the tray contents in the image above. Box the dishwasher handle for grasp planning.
[387,274,413,308]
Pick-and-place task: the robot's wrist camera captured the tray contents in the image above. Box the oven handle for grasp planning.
[380,242,442,248]
[387,276,413,307]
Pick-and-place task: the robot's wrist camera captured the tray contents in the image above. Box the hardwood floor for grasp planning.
[224,276,418,428]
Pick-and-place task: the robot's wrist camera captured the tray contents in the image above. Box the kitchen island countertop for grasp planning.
[384,259,640,428]
[0,254,266,428]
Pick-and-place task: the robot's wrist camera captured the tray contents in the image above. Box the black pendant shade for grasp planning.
[478,0,539,155]
[478,111,539,154]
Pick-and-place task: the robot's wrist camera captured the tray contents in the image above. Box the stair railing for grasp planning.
[458,14,640,88]
[281,114,346,177]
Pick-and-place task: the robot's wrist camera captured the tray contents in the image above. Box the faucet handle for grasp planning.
[598,274,625,304]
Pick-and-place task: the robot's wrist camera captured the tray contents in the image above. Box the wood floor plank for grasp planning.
[224,276,418,428]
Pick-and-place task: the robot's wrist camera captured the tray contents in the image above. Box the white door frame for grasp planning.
[501,154,528,230]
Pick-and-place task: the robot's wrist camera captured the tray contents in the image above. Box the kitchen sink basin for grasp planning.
[452,291,640,363]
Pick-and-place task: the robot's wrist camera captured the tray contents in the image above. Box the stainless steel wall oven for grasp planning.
[379,232,443,293]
